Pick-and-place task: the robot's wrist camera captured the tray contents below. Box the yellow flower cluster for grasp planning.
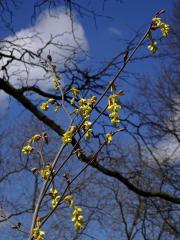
[49,187,61,209]
[22,133,42,154]
[76,96,96,119]
[64,195,83,230]
[152,17,170,37]
[147,17,170,53]
[83,121,92,140]
[71,88,80,96]
[40,102,49,111]
[62,126,77,144]
[107,94,121,125]
[40,98,60,112]
[32,228,45,240]
[53,77,60,91]
[147,41,158,53]
[40,164,55,180]
[22,145,34,154]
[33,217,45,240]
[70,88,80,105]
[72,206,83,230]
[50,63,61,91]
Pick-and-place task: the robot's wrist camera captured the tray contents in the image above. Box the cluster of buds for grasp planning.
[40,98,60,112]
[72,206,83,230]
[22,134,41,154]
[82,121,92,140]
[50,63,61,91]
[70,87,80,105]
[22,145,34,154]
[22,133,48,155]
[53,77,61,91]
[32,218,45,240]
[147,39,158,53]
[32,228,45,240]
[107,94,121,125]
[62,126,77,144]
[147,17,170,53]
[49,187,61,209]
[40,164,55,180]
[75,96,96,119]
[64,195,83,230]
[151,17,170,37]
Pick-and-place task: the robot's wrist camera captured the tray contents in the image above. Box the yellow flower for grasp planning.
[40,102,49,111]
[106,133,113,144]
[62,126,76,144]
[72,207,83,230]
[40,164,54,180]
[51,195,61,208]
[70,98,75,105]
[147,41,158,53]
[151,17,170,37]
[53,78,60,90]
[74,221,83,230]
[78,96,96,119]
[108,94,121,125]
[49,187,58,198]
[71,88,80,96]
[54,104,60,112]
[49,187,61,209]
[32,228,45,240]
[22,145,33,154]
[83,121,92,140]
[161,23,170,37]
[152,17,161,27]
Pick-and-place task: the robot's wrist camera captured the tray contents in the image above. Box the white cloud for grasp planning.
[108,26,122,37]
[145,104,180,165]
[0,8,88,108]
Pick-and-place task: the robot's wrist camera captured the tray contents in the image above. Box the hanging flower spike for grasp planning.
[72,206,83,230]
[107,94,121,125]
[147,17,170,53]
[40,164,55,180]
[62,126,77,144]
[152,17,170,37]
[64,195,84,231]
[49,187,61,209]
[71,88,80,96]
[161,22,170,37]
[32,228,45,240]
[78,96,96,119]
[53,78,60,90]
[83,121,92,140]
[147,41,158,53]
